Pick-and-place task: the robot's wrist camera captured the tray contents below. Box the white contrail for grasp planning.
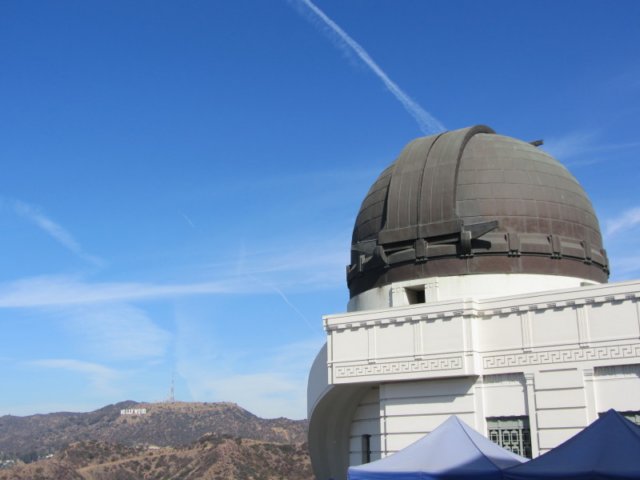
[11,200,104,267]
[294,0,445,134]
[269,282,317,332]
[179,210,196,228]
[605,206,640,238]
[246,274,318,333]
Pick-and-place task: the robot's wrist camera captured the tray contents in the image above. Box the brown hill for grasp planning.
[0,435,313,480]
[0,401,307,462]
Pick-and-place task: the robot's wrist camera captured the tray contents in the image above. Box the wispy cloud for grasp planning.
[62,304,171,360]
[608,68,640,93]
[204,235,349,291]
[192,371,303,418]
[0,234,349,310]
[28,359,120,394]
[0,262,346,310]
[543,130,640,166]
[9,199,104,266]
[609,255,640,280]
[542,131,600,160]
[0,275,236,309]
[175,325,322,418]
[292,0,444,134]
[234,246,348,288]
[605,207,640,238]
[603,206,640,280]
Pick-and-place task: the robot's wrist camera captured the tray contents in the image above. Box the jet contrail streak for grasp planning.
[296,0,445,134]
[246,275,319,333]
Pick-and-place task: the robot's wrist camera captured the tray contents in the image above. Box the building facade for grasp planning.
[307,126,640,480]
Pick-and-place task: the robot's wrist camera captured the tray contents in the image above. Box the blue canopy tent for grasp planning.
[348,416,526,480]
[504,410,640,480]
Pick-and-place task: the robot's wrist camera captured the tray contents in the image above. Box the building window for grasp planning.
[487,416,532,458]
[621,411,640,425]
[361,434,371,464]
[599,410,640,426]
[406,287,426,304]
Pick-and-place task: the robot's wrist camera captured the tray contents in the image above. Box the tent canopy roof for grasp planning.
[505,409,640,480]
[348,416,526,480]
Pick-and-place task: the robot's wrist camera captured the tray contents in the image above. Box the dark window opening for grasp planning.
[406,287,426,304]
[487,416,532,458]
[361,434,371,464]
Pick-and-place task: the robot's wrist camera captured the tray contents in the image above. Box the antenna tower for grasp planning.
[167,371,175,403]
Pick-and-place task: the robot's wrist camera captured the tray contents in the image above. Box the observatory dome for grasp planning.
[348,125,609,298]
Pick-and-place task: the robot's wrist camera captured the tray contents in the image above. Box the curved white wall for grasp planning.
[307,344,329,419]
[347,273,598,312]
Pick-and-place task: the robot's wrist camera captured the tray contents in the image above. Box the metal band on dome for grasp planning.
[379,125,495,245]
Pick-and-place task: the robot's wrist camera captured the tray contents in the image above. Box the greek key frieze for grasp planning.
[483,344,640,369]
[334,356,463,378]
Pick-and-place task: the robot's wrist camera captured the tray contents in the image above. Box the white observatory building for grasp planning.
[307,126,640,480]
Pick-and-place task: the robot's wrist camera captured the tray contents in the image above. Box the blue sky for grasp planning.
[0,1,639,419]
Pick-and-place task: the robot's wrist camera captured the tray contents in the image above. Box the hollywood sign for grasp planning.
[120,408,147,415]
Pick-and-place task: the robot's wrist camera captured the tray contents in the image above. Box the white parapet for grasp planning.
[327,279,640,386]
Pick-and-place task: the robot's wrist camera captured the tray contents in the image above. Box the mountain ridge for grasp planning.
[0,400,308,461]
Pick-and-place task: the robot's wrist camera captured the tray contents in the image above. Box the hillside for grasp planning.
[0,401,307,461]
[0,435,313,480]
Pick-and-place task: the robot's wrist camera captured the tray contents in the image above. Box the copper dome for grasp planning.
[348,125,609,298]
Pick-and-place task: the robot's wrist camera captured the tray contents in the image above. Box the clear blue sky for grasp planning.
[0,0,638,419]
